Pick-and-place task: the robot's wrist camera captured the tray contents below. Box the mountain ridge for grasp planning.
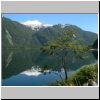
[2,17,98,48]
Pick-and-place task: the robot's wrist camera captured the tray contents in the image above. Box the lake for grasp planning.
[2,49,97,86]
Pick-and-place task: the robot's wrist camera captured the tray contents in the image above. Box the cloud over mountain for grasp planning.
[22,20,53,30]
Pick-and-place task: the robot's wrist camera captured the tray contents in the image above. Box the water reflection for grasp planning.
[2,67,74,86]
[22,66,41,76]
[2,48,97,86]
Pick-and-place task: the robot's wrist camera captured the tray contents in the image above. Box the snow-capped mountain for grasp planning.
[22,20,53,30]
[22,20,73,30]
[60,24,71,28]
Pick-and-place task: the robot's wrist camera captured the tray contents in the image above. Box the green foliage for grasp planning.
[51,64,98,86]
[67,64,98,86]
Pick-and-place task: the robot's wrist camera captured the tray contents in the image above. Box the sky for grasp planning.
[2,14,98,33]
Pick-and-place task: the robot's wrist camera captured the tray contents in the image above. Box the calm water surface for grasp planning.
[2,49,97,86]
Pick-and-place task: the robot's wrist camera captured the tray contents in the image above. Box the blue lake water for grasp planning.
[2,70,74,86]
[2,49,97,86]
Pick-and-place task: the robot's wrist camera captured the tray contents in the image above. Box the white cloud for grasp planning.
[22,20,53,30]
[22,20,42,26]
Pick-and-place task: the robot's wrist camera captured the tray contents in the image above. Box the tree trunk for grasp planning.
[64,66,68,80]
[62,52,68,80]
[64,51,68,80]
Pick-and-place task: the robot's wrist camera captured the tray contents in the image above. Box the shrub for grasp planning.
[51,64,98,86]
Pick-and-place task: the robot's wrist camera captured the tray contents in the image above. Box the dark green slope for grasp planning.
[2,17,98,48]
[93,39,98,49]
[31,24,97,48]
[92,39,98,60]
[31,26,63,47]
[2,17,35,48]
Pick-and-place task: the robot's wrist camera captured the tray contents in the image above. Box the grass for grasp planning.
[50,63,98,86]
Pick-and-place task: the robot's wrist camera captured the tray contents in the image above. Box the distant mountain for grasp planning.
[31,24,98,48]
[92,39,98,60]
[2,17,98,48]
[22,20,53,30]
[92,39,98,49]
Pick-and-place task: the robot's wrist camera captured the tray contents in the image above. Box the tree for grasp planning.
[40,28,89,80]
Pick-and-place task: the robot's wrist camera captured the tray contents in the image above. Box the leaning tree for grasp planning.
[40,28,89,80]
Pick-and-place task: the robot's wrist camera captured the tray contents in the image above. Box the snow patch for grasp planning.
[22,20,53,30]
